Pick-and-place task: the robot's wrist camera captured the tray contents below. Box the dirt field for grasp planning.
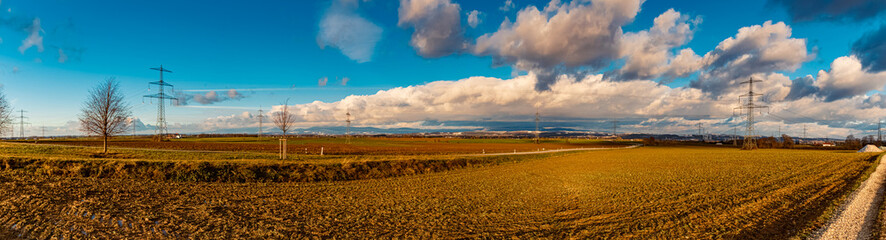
[0,146,877,239]
[26,137,630,155]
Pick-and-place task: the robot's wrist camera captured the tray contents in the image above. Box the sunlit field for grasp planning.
[19,137,631,155]
[0,143,878,238]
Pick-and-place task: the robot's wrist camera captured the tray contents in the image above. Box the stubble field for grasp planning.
[0,142,879,239]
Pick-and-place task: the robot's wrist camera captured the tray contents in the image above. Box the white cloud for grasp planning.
[691,21,810,97]
[341,77,350,86]
[58,48,68,63]
[398,0,466,58]
[226,89,244,100]
[814,55,886,101]
[467,10,481,28]
[473,0,644,88]
[318,77,328,87]
[499,0,515,11]
[176,89,246,105]
[613,9,700,81]
[264,73,727,127]
[176,71,886,136]
[317,0,383,63]
[18,18,43,54]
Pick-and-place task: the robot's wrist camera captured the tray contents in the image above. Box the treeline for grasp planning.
[844,135,883,149]
[643,134,881,150]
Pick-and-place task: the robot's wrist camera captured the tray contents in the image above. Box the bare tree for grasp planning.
[272,98,296,137]
[0,88,13,136]
[79,78,132,153]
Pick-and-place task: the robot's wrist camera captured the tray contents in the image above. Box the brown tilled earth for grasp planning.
[0,147,874,239]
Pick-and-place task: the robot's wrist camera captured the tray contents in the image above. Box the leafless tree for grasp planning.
[0,88,13,136]
[79,78,132,153]
[272,98,296,138]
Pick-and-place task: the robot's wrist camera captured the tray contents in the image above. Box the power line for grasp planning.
[143,65,177,141]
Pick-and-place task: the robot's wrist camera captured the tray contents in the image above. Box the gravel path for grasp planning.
[817,153,886,240]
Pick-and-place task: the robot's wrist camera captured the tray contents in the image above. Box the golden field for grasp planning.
[0,142,880,239]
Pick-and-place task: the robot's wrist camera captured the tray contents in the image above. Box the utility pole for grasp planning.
[534,107,540,144]
[346,109,352,144]
[41,125,45,138]
[735,77,769,150]
[143,65,177,142]
[258,107,264,138]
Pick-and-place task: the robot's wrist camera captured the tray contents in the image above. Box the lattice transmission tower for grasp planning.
[734,77,769,150]
[143,65,177,141]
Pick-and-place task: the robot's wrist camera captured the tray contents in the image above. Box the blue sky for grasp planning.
[2,0,886,137]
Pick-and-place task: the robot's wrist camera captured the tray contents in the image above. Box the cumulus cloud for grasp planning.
[467,10,481,28]
[398,0,466,58]
[318,77,328,87]
[500,0,515,11]
[18,18,43,54]
[473,0,643,89]
[768,0,886,22]
[175,89,246,105]
[610,9,700,82]
[263,73,727,127]
[862,93,886,109]
[814,55,886,101]
[852,24,886,72]
[784,75,819,100]
[317,0,383,63]
[690,21,810,97]
[182,73,885,136]
[226,89,244,100]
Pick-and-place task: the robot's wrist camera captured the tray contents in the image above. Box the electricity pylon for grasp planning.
[258,107,264,138]
[534,107,540,144]
[735,77,768,150]
[143,65,177,141]
[346,109,352,144]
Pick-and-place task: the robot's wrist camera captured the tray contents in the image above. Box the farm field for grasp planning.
[21,137,630,155]
[0,145,879,239]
